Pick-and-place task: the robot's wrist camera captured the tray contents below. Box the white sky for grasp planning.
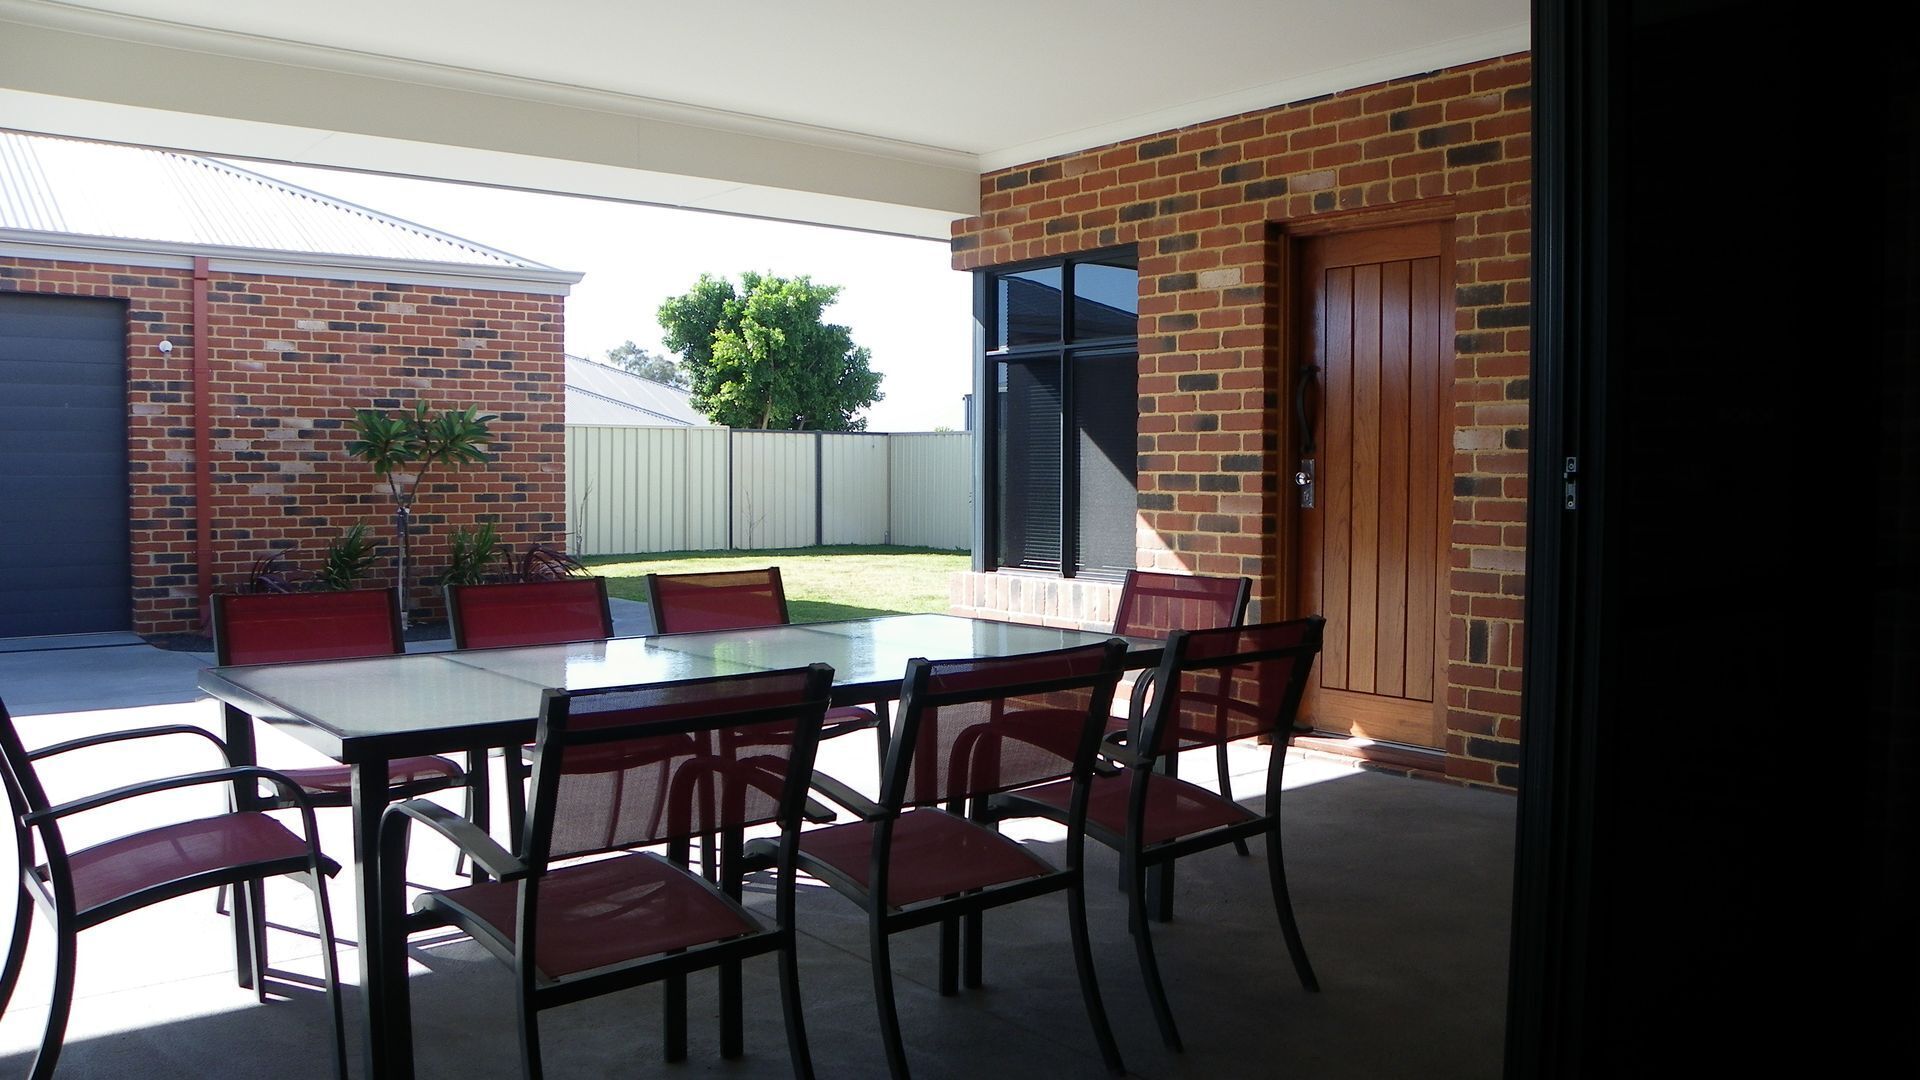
[238,163,975,432]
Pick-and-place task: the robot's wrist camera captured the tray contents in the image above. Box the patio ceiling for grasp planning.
[0,0,1527,238]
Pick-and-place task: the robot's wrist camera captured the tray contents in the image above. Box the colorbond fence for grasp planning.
[566,426,972,556]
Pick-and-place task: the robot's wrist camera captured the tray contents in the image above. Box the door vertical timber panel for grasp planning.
[1295,222,1452,748]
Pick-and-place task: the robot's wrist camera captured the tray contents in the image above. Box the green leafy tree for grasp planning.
[344,403,495,622]
[657,272,883,430]
[605,340,687,388]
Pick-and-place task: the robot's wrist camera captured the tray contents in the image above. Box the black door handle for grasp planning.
[1294,363,1319,456]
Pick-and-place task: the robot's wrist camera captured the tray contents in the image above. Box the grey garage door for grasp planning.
[0,294,130,637]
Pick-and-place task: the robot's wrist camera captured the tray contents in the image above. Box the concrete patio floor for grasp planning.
[0,628,1513,1079]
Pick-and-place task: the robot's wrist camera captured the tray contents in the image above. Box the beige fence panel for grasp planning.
[568,426,972,555]
[889,432,972,549]
[730,431,818,549]
[565,425,728,556]
[819,433,891,544]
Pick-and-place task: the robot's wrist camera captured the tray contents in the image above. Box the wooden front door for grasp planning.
[1293,222,1452,748]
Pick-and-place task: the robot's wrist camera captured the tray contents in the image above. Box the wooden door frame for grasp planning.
[1274,203,1457,747]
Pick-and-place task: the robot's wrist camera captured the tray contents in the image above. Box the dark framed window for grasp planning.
[981,250,1138,579]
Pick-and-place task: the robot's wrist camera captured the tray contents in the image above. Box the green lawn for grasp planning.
[582,545,969,622]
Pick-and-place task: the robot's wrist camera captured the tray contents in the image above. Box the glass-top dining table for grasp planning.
[196,612,1162,1078]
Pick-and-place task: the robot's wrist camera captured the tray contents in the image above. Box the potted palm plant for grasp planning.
[344,403,496,625]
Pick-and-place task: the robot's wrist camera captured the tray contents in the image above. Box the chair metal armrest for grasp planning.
[23,764,314,824]
[381,799,527,882]
[1096,732,1144,770]
[801,796,839,824]
[28,724,233,766]
[808,770,882,820]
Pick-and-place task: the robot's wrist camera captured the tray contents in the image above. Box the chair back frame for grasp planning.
[514,665,834,995]
[869,640,1128,921]
[1110,570,1252,640]
[643,567,790,634]
[211,587,405,666]
[1128,618,1326,846]
[445,577,614,650]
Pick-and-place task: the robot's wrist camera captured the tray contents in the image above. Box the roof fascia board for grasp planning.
[979,24,1533,172]
[0,8,979,233]
[0,228,584,294]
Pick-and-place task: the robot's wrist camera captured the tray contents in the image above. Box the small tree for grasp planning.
[345,403,495,623]
[605,340,687,388]
[658,272,882,430]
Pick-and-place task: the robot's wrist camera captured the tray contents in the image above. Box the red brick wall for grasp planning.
[950,53,1531,788]
[0,255,567,634]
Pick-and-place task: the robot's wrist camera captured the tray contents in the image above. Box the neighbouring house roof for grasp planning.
[566,355,711,426]
[0,129,581,292]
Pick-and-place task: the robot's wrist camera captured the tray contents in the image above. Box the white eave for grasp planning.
[0,226,583,293]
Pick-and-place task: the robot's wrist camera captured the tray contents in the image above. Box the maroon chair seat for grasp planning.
[424,852,760,982]
[379,666,834,1079]
[62,813,331,919]
[991,618,1326,1054]
[0,698,347,1080]
[270,757,466,799]
[758,641,1131,1080]
[1001,771,1253,849]
[796,809,1052,908]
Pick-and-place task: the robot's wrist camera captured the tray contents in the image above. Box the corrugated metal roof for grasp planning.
[0,129,551,270]
[565,355,711,426]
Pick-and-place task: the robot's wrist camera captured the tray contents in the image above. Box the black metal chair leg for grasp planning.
[962,909,983,989]
[306,870,349,1080]
[1068,877,1125,1075]
[503,751,528,850]
[721,958,744,1057]
[776,924,814,1079]
[1266,822,1319,991]
[29,920,77,1080]
[517,999,544,1080]
[664,970,688,1061]
[1130,861,1184,1052]
[937,916,959,996]
[0,882,33,1017]
[1220,743,1250,856]
[870,920,912,1080]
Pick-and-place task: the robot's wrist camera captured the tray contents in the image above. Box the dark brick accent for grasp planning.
[1446,142,1502,166]
[1177,373,1219,392]
[1417,123,1474,149]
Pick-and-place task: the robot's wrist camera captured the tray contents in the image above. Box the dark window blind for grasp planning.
[1074,353,1139,577]
[997,359,1063,570]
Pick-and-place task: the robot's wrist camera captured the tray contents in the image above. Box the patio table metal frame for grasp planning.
[195,613,1161,1080]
